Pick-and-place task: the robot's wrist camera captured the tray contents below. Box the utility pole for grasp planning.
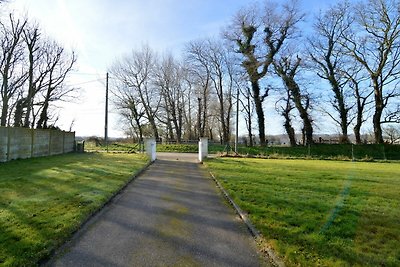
[197,97,202,139]
[105,73,109,152]
[235,87,239,154]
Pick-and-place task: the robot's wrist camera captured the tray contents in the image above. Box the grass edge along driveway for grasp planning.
[205,157,400,267]
[0,152,148,267]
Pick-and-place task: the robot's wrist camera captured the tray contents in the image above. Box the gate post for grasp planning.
[198,137,208,163]
[145,138,156,162]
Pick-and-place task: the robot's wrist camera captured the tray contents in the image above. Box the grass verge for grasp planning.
[205,158,400,266]
[0,152,148,266]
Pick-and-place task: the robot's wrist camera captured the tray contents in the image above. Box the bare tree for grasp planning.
[185,40,212,139]
[309,1,354,143]
[154,54,186,143]
[110,45,160,140]
[186,39,236,144]
[274,55,314,145]
[342,66,374,144]
[275,88,296,146]
[22,22,40,127]
[181,71,196,140]
[340,0,400,143]
[36,41,76,129]
[239,85,255,147]
[208,40,235,144]
[0,14,27,126]
[226,0,303,146]
[115,91,146,142]
[0,15,78,129]
[383,124,400,143]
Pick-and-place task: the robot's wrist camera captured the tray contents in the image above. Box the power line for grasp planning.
[67,78,105,87]
[69,71,106,76]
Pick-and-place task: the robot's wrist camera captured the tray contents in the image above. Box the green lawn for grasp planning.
[0,153,148,266]
[205,158,400,266]
[85,141,400,160]
[245,144,400,160]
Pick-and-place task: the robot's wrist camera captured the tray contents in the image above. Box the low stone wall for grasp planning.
[0,127,75,162]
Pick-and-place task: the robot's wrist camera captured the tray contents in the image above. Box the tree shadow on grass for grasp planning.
[0,152,147,266]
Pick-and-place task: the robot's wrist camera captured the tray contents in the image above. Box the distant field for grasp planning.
[205,158,400,266]
[0,153,148,266]
[85,141,400,160]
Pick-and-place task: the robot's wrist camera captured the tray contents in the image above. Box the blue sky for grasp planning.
[6,0,335,137]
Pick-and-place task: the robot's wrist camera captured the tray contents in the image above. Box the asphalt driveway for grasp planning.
[46,153,263,266]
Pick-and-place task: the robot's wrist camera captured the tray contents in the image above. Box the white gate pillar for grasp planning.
[145,138,156,162]
[198,137,208,163]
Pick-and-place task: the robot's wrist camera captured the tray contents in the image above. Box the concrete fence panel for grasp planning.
[50,130,64,155]
[33,129,50,157]
[64,132,75,153]
[0,126,75,162]
[8,127,32,161]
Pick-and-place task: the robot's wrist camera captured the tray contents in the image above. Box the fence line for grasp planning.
[0,127,75,162]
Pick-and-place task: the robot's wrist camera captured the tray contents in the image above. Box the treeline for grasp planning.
[111,0,400,146]
[0,12,76,129]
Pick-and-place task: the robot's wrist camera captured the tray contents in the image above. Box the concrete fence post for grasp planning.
[198,137,208,163]
[62,131,65,154]
[145,138,156,162]
[48,129,52,156]
[6,127,11,161]
[30,128,34,158]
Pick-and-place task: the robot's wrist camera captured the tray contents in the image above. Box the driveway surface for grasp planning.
[47,152,263,266]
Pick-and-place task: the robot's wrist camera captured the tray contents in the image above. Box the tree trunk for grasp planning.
[166,116,174,141]
[372,79,384,144]
[340,116,350,143]
[134,115,143,143]
[13,97,26,127]
[352,77,368,144]
[248,130,253,147]
[24,43,35,128]
[245,116,254,147]
[149,117,159,140]
[220,107,229,144]
[174,105,183,143]
[243,87,254,147]
[37,99,49,129]
[282,100,296,146]
[171,118,180,143]
[251,81,266,146]
[0,99,8,126]
[197,97,202,138]
[0,87,9,126]
[335,87,349,143]
[302,116,314,145]
[354,124,362,144]
[284,120,296,146]
[1,72,9,126]
[37,84,53,129]
[201,97,207,137]
[373,107,384,144]
[282,77,313,145]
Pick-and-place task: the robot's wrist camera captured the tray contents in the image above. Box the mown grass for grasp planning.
[85,141,400,160]
[157,144,198,153]
[84,141,142,153]
[238,144,400,160]
[205,158,400,266]
[0,153,148,266]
